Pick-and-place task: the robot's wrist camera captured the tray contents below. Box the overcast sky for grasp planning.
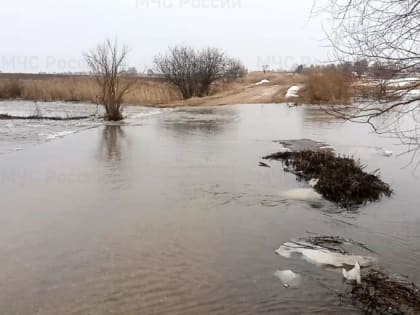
[0,0,331,73]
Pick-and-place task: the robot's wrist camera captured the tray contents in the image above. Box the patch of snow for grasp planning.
[255,79,270,85]
[276,241,375,268]
[274,270,301,288]
[278,147,292,153]
[46,130,76,141]
[279,188,322,201]
[385,77,420,88]
[128,109,165,119]
[319,145,335,151]
[403,89,420,100]
[285,85,300,98]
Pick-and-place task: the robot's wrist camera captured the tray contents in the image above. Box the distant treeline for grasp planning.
[296,59,419,79]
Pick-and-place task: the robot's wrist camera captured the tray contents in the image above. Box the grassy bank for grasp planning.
[0,71,357,107]
[0,75,182,106]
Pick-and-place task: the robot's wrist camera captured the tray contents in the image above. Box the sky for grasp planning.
[0,0,331,73]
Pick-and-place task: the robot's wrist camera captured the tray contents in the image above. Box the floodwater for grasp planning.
[0,101,419,314]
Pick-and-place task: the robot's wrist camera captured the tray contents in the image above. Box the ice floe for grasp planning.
[274,270,301,288]
[276,240,375,268]
[46,130,77,141]
[343,262,361,284]
[278,188,322,201]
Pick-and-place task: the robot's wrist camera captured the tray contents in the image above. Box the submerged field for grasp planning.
[1,101,419,314]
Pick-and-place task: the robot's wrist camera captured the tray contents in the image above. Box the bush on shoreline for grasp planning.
[299,69,353,104]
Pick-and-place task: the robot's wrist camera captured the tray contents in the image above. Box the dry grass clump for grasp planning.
[0,79,23,99]
[21,77,98,102]
[0,76,183,105]
[263,150,392,209]
[300,69,353,104]
[124,79,181,105]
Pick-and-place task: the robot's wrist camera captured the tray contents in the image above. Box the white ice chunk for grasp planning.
[274,270,301,288]
[383,150,393,157]
[309,178,320,187]
[276,241,374,268]
[279,188,322,201]
[343,262,362,284]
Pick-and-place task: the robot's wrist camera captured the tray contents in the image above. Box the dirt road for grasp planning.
[164,72,303,107]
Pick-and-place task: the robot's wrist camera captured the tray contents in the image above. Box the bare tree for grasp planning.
[262,64,270,74]
[154,45,246,99]
[223,58,248,82]
[195,48,226,96]
[320,0,420,159]
[84,39,133,121]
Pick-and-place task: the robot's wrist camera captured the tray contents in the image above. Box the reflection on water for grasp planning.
[97,125,130,191]
[158,107,238,137]
[99,125,126,161]
[302,105,340,127]
[0,103,419,314]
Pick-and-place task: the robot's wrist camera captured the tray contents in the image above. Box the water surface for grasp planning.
[1,102,419,314]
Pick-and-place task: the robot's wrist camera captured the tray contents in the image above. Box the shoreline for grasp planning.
[0,72,303,108]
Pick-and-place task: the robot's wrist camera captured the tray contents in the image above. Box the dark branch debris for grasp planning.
[263,150,392,209]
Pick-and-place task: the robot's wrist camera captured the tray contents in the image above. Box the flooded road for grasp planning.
[1,102,419,314]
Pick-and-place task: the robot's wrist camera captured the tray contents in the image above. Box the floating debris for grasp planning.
[276,240,374,268]
[351,269,420,314]
[382,149,393,157]
[276,235,420,313]
[276,236,375,268]
[0,113,95,121]
[274,139,335,152]
[264,149,392,209]
[274,270,301,288]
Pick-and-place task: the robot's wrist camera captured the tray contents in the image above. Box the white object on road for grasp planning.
[343,261,362,284]
[285,85,300,98]
[255,79,270,85]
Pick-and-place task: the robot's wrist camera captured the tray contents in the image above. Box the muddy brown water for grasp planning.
[0,102,420,314]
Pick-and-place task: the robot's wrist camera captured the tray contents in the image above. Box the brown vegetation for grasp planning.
[351,269,420,314]
[298,69,353,104]
[0,76,182,105]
